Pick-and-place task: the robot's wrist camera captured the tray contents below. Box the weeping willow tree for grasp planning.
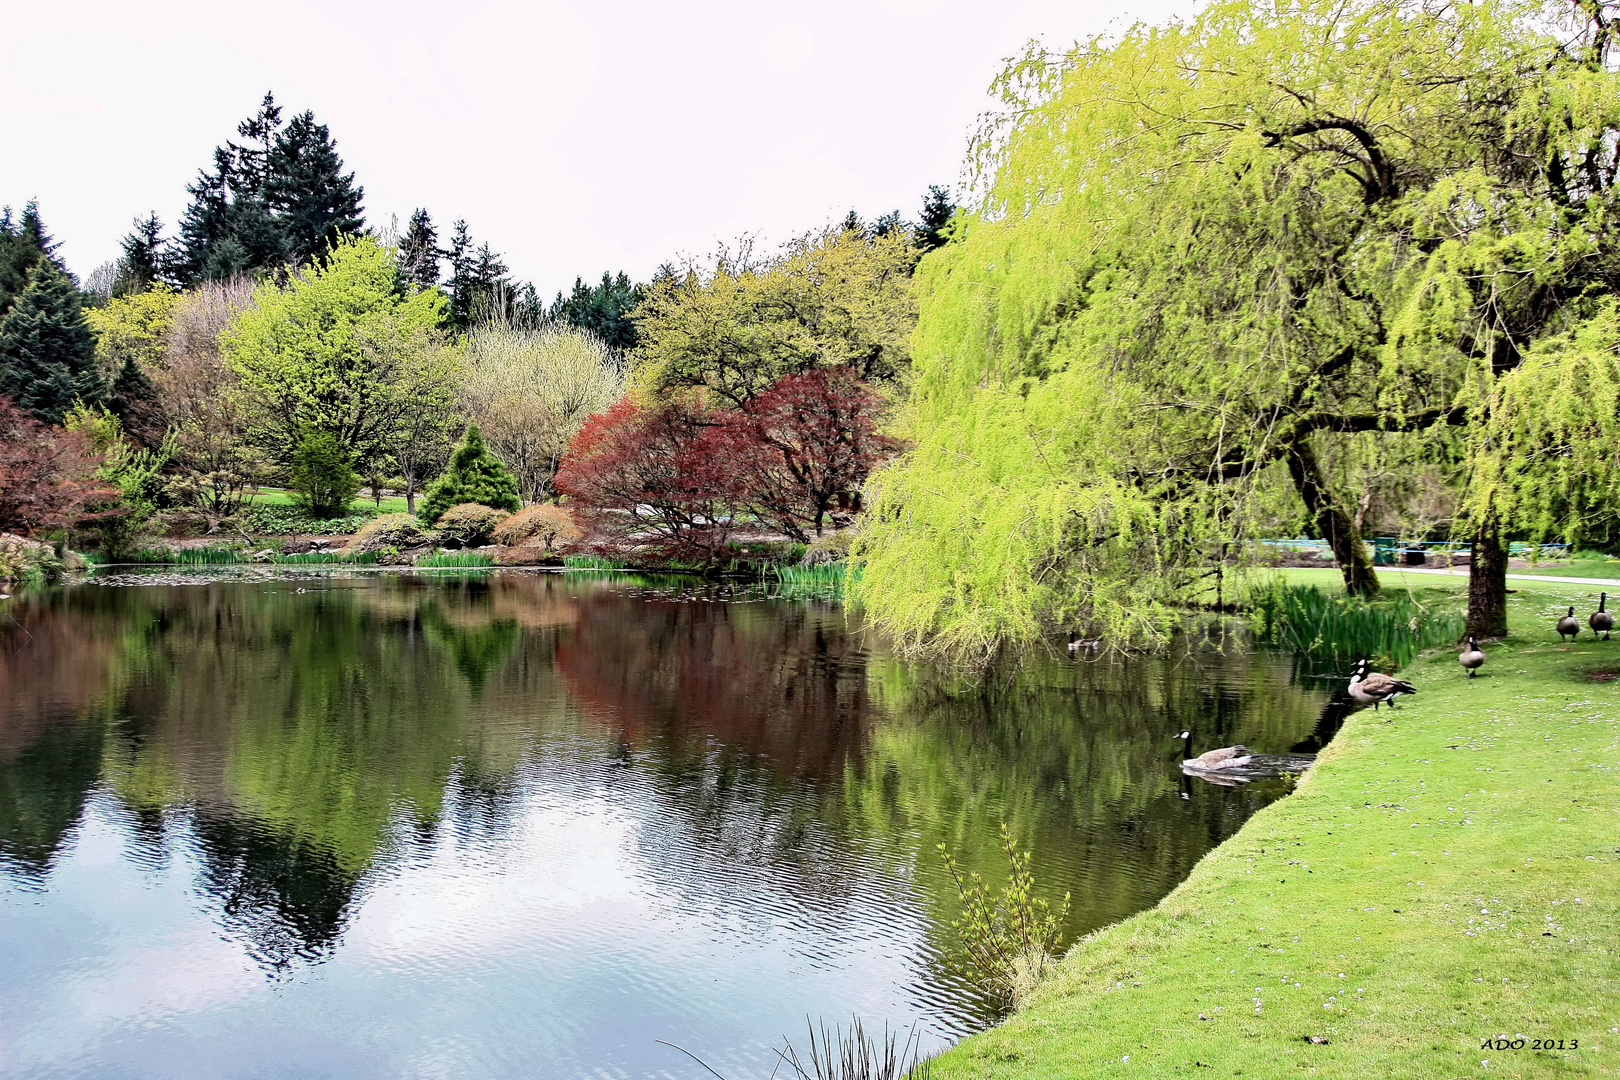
[854,0,1620,661]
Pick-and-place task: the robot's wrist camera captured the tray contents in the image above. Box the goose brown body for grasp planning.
[1348,660,1417,710]
[1557,607,1580,642]
[1590,593,1613,640]
[1177,730,1253,771]
[1459,637,1485,677]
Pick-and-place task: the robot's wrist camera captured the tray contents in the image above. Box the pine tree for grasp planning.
[265,110,366,267]
[0,201,55,318]
[470,243,510,324]
[113,213,168,297]
[288,427,361,519]
[0,261,101,423]
[229,92,283,198]
[840,209,865,235]
[915,185,955,252]
[419,424,521,523]
[399,209,440,291]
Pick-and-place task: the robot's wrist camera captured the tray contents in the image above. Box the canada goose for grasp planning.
[1177,729,1253,771]
[1590,594,1613,640]
[1068,636,1101,653]
[1348,659,1417,710]
[1458,636,1485,678]
[1557,606,1581,643]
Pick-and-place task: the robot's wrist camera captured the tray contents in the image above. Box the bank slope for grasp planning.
[933,598,1618,1080]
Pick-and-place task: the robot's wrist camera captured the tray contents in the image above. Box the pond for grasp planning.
[0,570,1341,1079]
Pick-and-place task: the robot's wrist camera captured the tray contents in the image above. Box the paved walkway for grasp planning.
[1378,566,1620,587]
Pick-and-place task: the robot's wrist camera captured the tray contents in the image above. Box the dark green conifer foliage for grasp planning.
[171,93,364,283]
[550,271,645,350]
[915,185,955,252]
[841,209,864,235]
[107,357,163,446]
[444,220,477,329]
[0,261,101,423]
[288,428,361,519]
[399,209,440,291]
[266,111,366,267]
[419,424,521,524]
[113,213,169,297]
[0,202,55,318]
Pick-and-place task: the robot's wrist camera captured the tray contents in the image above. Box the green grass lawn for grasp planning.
[935,570,1618,1079]
[1510,557,1620,581]
[247,487,412,515]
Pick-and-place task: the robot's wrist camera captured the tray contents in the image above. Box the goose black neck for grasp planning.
[1182,731,1193,758]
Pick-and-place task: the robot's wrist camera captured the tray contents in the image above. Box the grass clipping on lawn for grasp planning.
[933,575,1617,1079]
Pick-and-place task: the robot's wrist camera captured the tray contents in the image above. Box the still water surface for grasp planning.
[0,571,1340,1079]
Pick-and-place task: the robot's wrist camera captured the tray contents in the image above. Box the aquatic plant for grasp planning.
[774,562,858,588]
[773,1018,932,1080]
[165,546,247,565]
[562,554,623,570]
[275,550,379,565]
[1250,583,1465,669]
[416,551,495,568]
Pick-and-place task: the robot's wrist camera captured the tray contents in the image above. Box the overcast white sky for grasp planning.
[3,0,1189,299]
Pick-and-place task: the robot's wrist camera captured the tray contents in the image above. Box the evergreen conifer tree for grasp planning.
[288,427,361,519]
[444,220,477,329]
[113,213,169,297]
[229,93,283,198]
[915,185,955,252]
[0,261,101,422]
[0,201,55,318]
[419,424,521,523]
[266,111,365,267]
[549,271,645,349]
[174,151,237,283]
[399,209,440,291]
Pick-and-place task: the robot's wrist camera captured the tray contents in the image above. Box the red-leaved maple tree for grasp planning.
[0,395,119,537]
[713,368,899,541]
[554,395,742,558]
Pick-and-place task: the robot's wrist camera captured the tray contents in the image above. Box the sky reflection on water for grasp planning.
[0,571,1336,1079]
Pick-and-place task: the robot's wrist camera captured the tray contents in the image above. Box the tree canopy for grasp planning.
[854,0,1620,660]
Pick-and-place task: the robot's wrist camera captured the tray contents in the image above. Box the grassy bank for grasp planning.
[934,570,1617,1079]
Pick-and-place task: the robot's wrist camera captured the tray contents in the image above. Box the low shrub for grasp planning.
[1249,582,1466,670]
[563,553,623,570]
[434,503,510,548]
[491,504,581,551]
[346,513,435,553]
[243,502,379,536]
[0,533,65,585]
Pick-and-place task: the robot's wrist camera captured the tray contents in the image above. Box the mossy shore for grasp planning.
[933,571,1619,1079]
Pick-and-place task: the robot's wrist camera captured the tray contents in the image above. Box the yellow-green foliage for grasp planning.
[1470,300,1620,547]
[221,236,448,462]
[85,286,180,379]
[631,224,917,406]
[855,0,1620,661]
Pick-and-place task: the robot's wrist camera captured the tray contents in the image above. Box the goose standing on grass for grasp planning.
[1557,606,1581,643]
[1348,659,1418,711]
[1458,637,1486,678]
[1590,593,1614,641]
[1176,730,1253,771]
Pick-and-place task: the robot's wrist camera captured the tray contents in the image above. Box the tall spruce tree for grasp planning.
[265,111,365,267]
[171,93,364,283]
[113,213,168,297]
[444,221,478,329]
[915,185,954,252]
[0,261,101,423]
[399,209,440,291]
[0,202,55,318]
[550,271,645,350]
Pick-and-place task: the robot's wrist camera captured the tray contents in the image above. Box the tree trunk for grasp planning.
[1467,519,1509,639]
[1287,437,1381,596]
[404,473,417,516]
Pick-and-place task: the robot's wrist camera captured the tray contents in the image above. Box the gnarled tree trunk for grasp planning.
[1287,437,1381,597]
[1467,519,1508,639]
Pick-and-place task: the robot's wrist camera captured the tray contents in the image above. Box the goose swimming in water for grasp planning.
[1348,659,1417,710]
[1176,730,1253,771]
[1557,606,1581,643]
[1590,593,1613,641]
[1458,636,1485,678]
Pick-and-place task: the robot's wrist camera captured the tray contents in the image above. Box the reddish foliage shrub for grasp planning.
[555,395,741,558]
[0,396,120,537]
[714,368,900,541]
